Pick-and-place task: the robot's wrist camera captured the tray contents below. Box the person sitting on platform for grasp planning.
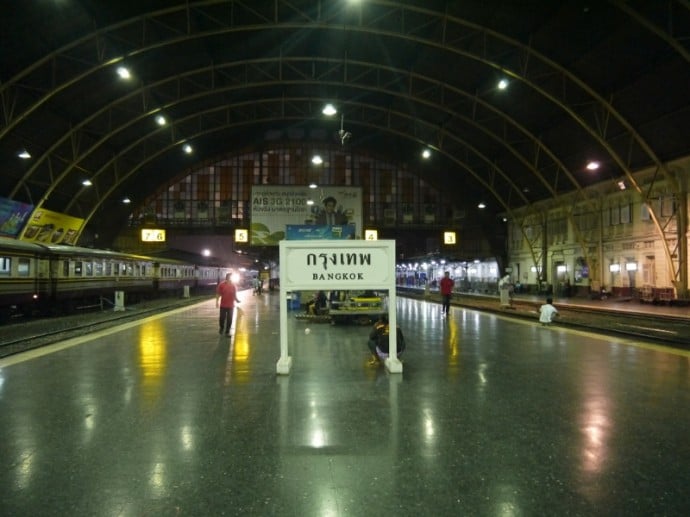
[539,297,559,326]
[306,290,328,315]
[367,314,406,365]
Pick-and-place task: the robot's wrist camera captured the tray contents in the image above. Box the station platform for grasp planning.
[1,290,689,515]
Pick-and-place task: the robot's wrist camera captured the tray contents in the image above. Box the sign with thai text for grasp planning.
[280,239,395,290]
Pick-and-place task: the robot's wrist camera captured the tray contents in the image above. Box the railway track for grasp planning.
[0,295,209,359]
[399,288,690,348]
[2,289,687,360]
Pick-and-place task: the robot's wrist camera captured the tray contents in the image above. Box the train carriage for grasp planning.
[0,237,231,322]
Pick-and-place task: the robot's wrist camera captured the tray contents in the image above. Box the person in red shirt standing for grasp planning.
[216,273,241,335]
[439,271,455,316]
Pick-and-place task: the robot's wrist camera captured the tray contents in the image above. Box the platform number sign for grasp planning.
[365,229,378,240]
[141,229,166,242]
[444,231,457,245]
[235,228,249,243]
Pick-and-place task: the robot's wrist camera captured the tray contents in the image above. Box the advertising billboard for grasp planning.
[250,186,362,246]
[0,197,33,238]
[19,207,84,245]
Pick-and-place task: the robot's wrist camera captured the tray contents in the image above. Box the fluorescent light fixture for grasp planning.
[422,149,431,159]
[586,161,600,170]
[116,66,131,79]
[609,264,620,273]
[18,149,31,159]
[617,180,626,190]
[183,144,193,154]
[82,179,92,187]
[497,79,508,90]
[478,202,486,209]
[309,183,318,189]
[122,197,131,204]
[625,262,638,271]
[530,266,538,272]
[312,155,323,165]
[556,265,567,273]
[155,115,167,126]
[306,199,314,206]
[322,104,337,116]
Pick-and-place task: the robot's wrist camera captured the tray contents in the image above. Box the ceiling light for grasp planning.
[309,183,318,189]
[17,149,31,159]
[312,155,323,165]
[116,66,131,79]
[478,202,486,209]
[498,79,508,90]
[421,149,431,159]
[322,104,337,116]
[82,179,92,187]
[617,180,626,190]
[155,115,167,126]
[586,161,600,170]
[306,199,314,206]
[183,144,193,154]
[122,197,131,204]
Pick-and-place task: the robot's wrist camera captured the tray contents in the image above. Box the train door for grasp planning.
[34,254,51,301]
[152,262,160,291]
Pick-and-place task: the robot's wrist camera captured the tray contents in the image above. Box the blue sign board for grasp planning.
[286,224,356,240]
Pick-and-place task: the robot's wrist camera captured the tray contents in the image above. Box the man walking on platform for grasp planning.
[216,273,241,335]
[439,271,454,316]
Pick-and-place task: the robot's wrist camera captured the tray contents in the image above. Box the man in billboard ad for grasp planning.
[250,186,361,245]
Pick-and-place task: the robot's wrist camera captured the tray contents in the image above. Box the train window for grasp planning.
[105,262,112,275]
[74,261,83,276]
[126,264,133,276]
[18,258,30,276]
[95,261,103,276]
[121,263,127,275]
[0,257,10,275]
[63,260,69,277]
[85,262,93,276]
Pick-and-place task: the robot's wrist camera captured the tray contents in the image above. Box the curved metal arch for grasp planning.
[21,55,582,214]
[72,98,534,229]
[2,0,674,189]
[2,1,682,288]
[612,0,690,63]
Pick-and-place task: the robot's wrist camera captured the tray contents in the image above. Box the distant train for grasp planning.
[0,237,232,321]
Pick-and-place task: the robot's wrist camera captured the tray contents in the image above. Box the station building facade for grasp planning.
[505,157,689,301]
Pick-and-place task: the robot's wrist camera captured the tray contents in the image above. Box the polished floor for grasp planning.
[1,291,689,516]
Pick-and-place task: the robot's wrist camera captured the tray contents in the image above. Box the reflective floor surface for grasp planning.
[1,291,689,516]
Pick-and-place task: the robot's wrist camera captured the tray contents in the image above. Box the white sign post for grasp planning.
[277,239,401,375]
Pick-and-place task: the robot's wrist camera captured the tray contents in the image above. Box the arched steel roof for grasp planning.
[1,1,688,243]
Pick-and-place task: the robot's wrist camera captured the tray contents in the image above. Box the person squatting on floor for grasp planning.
[367,314,406,365]
[539,297,559,326]
[216,273,241,335]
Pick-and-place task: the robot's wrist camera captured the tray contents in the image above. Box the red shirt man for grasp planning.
[216,273,240,335]
[439,271,454,316]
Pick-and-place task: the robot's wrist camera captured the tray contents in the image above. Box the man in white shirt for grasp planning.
[539,297,559,325]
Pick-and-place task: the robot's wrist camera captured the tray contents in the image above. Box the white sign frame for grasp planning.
[277,239,401,375]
